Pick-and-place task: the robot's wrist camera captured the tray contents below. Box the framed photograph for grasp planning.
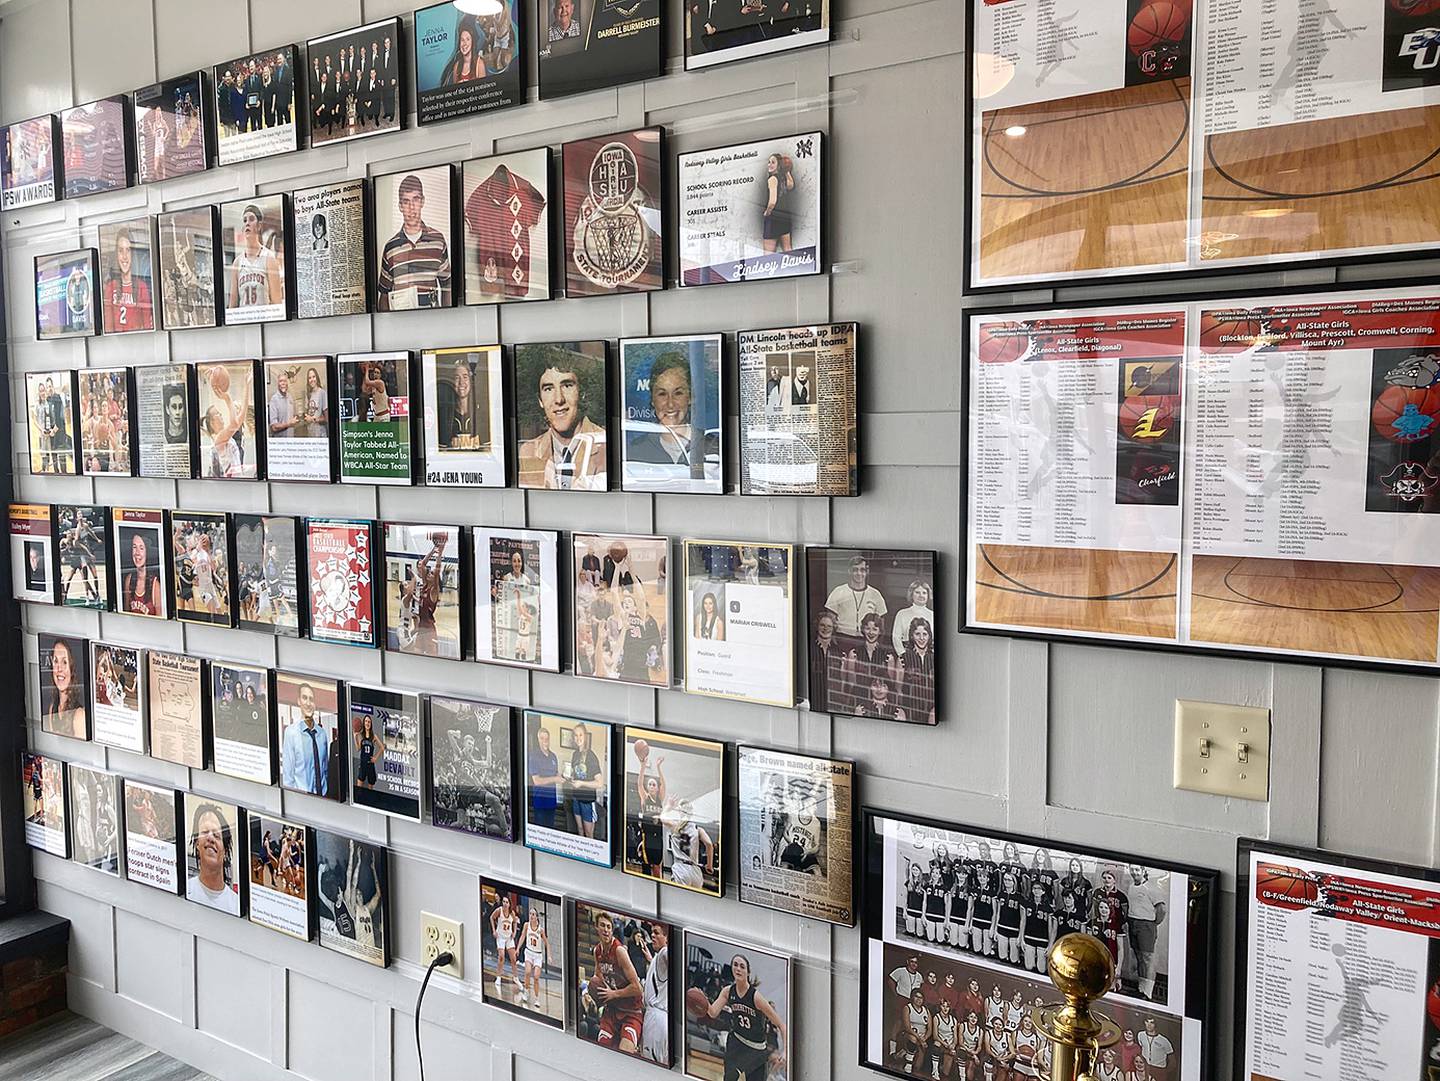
[561,128,664,297]
[383,522,464,659]
[307,18,403,147]
[337,351,416,485]
[97,216,155,333]
[685,0,828,69]
[21,753,68,857]
[212,45,301,166]
[171,510,233,627]
[147,650,207,769]
[277,671,343,801]
[196,359,261,480]
[963,286,1440,673]
[262,357,333,482]
[420,345,506,486]
[37,633,88,741]
[1236,839,1440,1081]
[522,710,613,867]
[24,370,77,476]
[514,340,609,490]
[679,133,823,286]
[35,249,99,340]
[124,780,182,893]
[428,696,514,840]
[573,900,673,1066]
[111,508,168,619]
[480,877,564,1027]
[461,149,550,305]
[291,179,369,319]
[305,517,379,648]
[315,829,389,967]
[807,548,937,724]
[133,363,195,478]
[372,164,455,311]
[683,541,794,707]
[573,533,669,685]
[473,526,560,672]
[134,70,211,183]
[221,194,289,324]
[738,322,858,496]
[622,727,724,897]
[59,96,132,197]
[415,2,524,124]
[233,513,303,636]
[737,746,854,925]
[537,0,662,100]
[1,115,60,209]
[210,660,275,785]
[620,334,723,494]
[68,764,121,876]
[10,503,55,605]
[182,793,245,917]
[54,504,111,610]
[860,810,1219,1081]
[247,812,312,941]
[77,366,135,476]
[156,206,220,330]
[90,642,146,754]
[349,683,423,821]
[682,931,791,1081]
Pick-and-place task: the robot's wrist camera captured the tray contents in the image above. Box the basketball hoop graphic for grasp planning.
[572,141,652,290]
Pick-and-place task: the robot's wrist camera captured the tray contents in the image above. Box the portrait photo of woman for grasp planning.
[40,634,88,740]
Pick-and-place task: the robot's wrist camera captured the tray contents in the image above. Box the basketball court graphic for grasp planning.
[1188,556,1440,661]
[974,544,1179,639]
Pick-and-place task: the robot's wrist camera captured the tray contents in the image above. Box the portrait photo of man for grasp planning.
[514,341,609,491]
[375,167,453,311]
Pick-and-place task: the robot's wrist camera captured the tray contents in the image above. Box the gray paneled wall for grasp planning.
[3,1,1434,1080]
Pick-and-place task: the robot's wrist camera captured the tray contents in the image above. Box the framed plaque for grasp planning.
[382,522,464,660]
[24,370,78,476]
[1,115,60,209]
[90,643,146,753]
[420,345,505,486]
[522,710,613,867]
[683,540,794,707]
[338,352,416,485]
[261,357,333,482]
[22,753,68,857]
[537,0,661,100]
[124,780,182,893]
[473,526,561,672]
[315,829,389,967]
[348,683,423,822]
[428,696,514,841]
[77,367,135,476]
[212,45,301,166]
[10,503,55,604]
[53,504,111,610]
[111,507,168,619]
[561,129,664,297]
[480,877,563,1026]
[133,70,211,182]
[305,517,380,648]
[35,250,99,340]
[133,363,195,478]
[171,510,234,627]
[414,2,524,124]
[306,18,404,147]
[59,96,132,197]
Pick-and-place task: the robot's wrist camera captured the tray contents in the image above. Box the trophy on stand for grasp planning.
[1029,933,1123,1081]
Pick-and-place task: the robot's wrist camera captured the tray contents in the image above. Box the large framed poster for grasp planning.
[678,133,823,286]
[967,0,1440,290]
[861,809,1218,1081]
[1236,838,1440,1081]
[966,286,1440,672]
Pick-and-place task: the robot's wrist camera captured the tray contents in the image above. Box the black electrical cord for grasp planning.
[415,951,453,1081]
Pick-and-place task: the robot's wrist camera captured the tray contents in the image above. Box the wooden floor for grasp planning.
[974,543,1179,639]
[1201,103,1440,261]
[978,79,1192,279]
[1189,555,1440,661]
[0,1013,216,1081]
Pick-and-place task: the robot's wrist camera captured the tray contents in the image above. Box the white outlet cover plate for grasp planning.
[420,911,463,980]
[1173,699,1271,802]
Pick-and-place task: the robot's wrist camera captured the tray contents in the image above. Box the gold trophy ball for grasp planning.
[1048,933,1115,1002]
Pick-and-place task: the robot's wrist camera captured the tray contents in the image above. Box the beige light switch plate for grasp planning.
[1173,699,1271,801]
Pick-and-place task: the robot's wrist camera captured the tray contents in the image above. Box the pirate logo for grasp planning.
[573,140,652,290]
[1380,460,1439,503]
[1386,352,1440,388]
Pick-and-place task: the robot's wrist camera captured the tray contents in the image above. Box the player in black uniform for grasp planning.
[1022,879,1056,974]
[994,869,1025,964]
[969,861,999,956]
[703,952,788,1081]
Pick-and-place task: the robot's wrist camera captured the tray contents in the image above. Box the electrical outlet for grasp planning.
[420,912,463,980]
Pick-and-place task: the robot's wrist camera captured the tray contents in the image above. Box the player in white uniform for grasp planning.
[931,999,958,1080]
[1012,1014,1042,1078]
[664,800,714,890]
[521,907,549,1010]
[635,921,668,1063]
[226,203,282,313]
[891,988,931,1075]
[490,894,523,999]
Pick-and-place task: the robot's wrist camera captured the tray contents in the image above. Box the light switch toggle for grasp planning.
[1174,700,1271,801]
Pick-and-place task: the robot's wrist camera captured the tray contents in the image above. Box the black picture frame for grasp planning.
[314,827,390,968]
[536,0,662,100]
[275,670,345,802]
[305,517,381,649]
[76,366,137,477]
[212,43,304,167]
[123,779,184,894]
[572,897,676,1067]
[246,812,315,942]
[414,1,525,125]
[156,204,222,331]
[58,95,134,198]
[260,356,335,483]
[34,248,100,341]
[290,179,371,319]
[133,69,213,183]
[170,509,236,628]
[51,504,112,612]
[348,683,423,822]
[370,163,457,312]
[219,192,293,326]
[426,695,516,842]
[208,659,276,787]
[305,17,406,149]
[858,808,1219,1081]
[682,0,829,72]
[521,709,614,868]
[336,351,418,485]
[380,521,467,661]
[195,358,265,480]
[1,113,62,210]
[233,513,305,637]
